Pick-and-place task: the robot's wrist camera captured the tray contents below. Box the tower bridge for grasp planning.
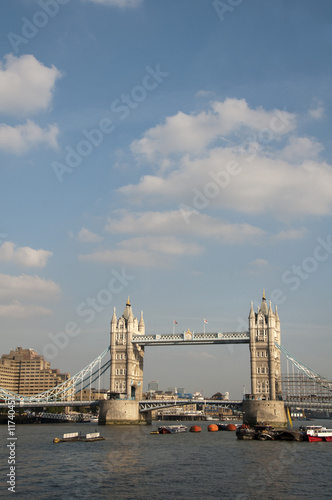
[1,292,331,426]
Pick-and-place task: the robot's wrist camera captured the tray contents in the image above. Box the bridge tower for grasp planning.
[244,291,286,427]
[249,291,282,400]
[110,297,145,400]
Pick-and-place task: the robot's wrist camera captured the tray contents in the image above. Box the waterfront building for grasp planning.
[0,347,70,396]
[74,388,108,401]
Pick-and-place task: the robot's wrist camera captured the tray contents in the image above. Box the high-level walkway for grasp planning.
[132,331,249,346]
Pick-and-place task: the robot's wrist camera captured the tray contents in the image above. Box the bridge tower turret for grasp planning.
[248,291,282,401]
[110,297,144,400]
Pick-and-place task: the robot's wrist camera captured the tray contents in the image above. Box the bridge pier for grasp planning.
[242,399,287,428]
[98,399,150,425]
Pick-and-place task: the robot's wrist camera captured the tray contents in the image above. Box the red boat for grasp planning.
[305,425,332,442]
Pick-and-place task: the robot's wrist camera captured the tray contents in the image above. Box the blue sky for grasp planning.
[1,0,332,398]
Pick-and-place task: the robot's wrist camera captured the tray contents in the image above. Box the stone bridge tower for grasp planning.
[249,291,282,400]
[110,297,145,400]
[244,291,286,427]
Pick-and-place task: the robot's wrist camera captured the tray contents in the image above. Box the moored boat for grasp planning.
[53,432,104,443]
[158,425,187,434]
[304,425,332,442]
[236,424,276,440]
[236,426,256,440]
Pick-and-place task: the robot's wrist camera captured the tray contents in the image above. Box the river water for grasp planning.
[0,419,331,499]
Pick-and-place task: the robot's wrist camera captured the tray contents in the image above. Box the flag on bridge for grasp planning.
[203,318,208,334]
[174,320,178,324]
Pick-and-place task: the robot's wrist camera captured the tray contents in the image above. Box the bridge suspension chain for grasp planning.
[275,342,332,392]
[0,346,111,404]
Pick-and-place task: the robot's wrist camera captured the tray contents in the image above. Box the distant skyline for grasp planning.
[1,1,332,399]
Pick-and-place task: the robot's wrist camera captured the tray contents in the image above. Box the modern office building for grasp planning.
[148,381,159,392]
[0,347,70,396]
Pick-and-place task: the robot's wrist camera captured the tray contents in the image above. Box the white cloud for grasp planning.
[0,274,61,301]
[0,241,52,267]
[0,301,53,318]
[308,103,324,120]
[80,248,158,267]
[79,235,203,267]
[81,209,266,268]
[271,228,307,242]
[0,54,61,117]
[0,120,59,154]
[119,235,202,256]
[77,228,103,243]
[195,90,215,99]
[121,98,332,218]
[131,98,296,162]
[280,136,324,162]
[121,144,332,218]
[105,209,265,244]
[83,0,142,6]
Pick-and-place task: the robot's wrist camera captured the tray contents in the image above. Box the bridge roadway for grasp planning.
[138,399,242,412]
[132,331,250,346]
[1,397,331,411]
[0,400,99,408]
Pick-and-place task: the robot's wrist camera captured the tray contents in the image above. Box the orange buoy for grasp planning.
[226,424,237,431]
[207,424,219,432]
[189,425,202,433]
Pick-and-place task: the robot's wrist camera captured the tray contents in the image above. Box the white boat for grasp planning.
[53,431,105,443]
[158,425,187,434]
[304,425,332,442]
